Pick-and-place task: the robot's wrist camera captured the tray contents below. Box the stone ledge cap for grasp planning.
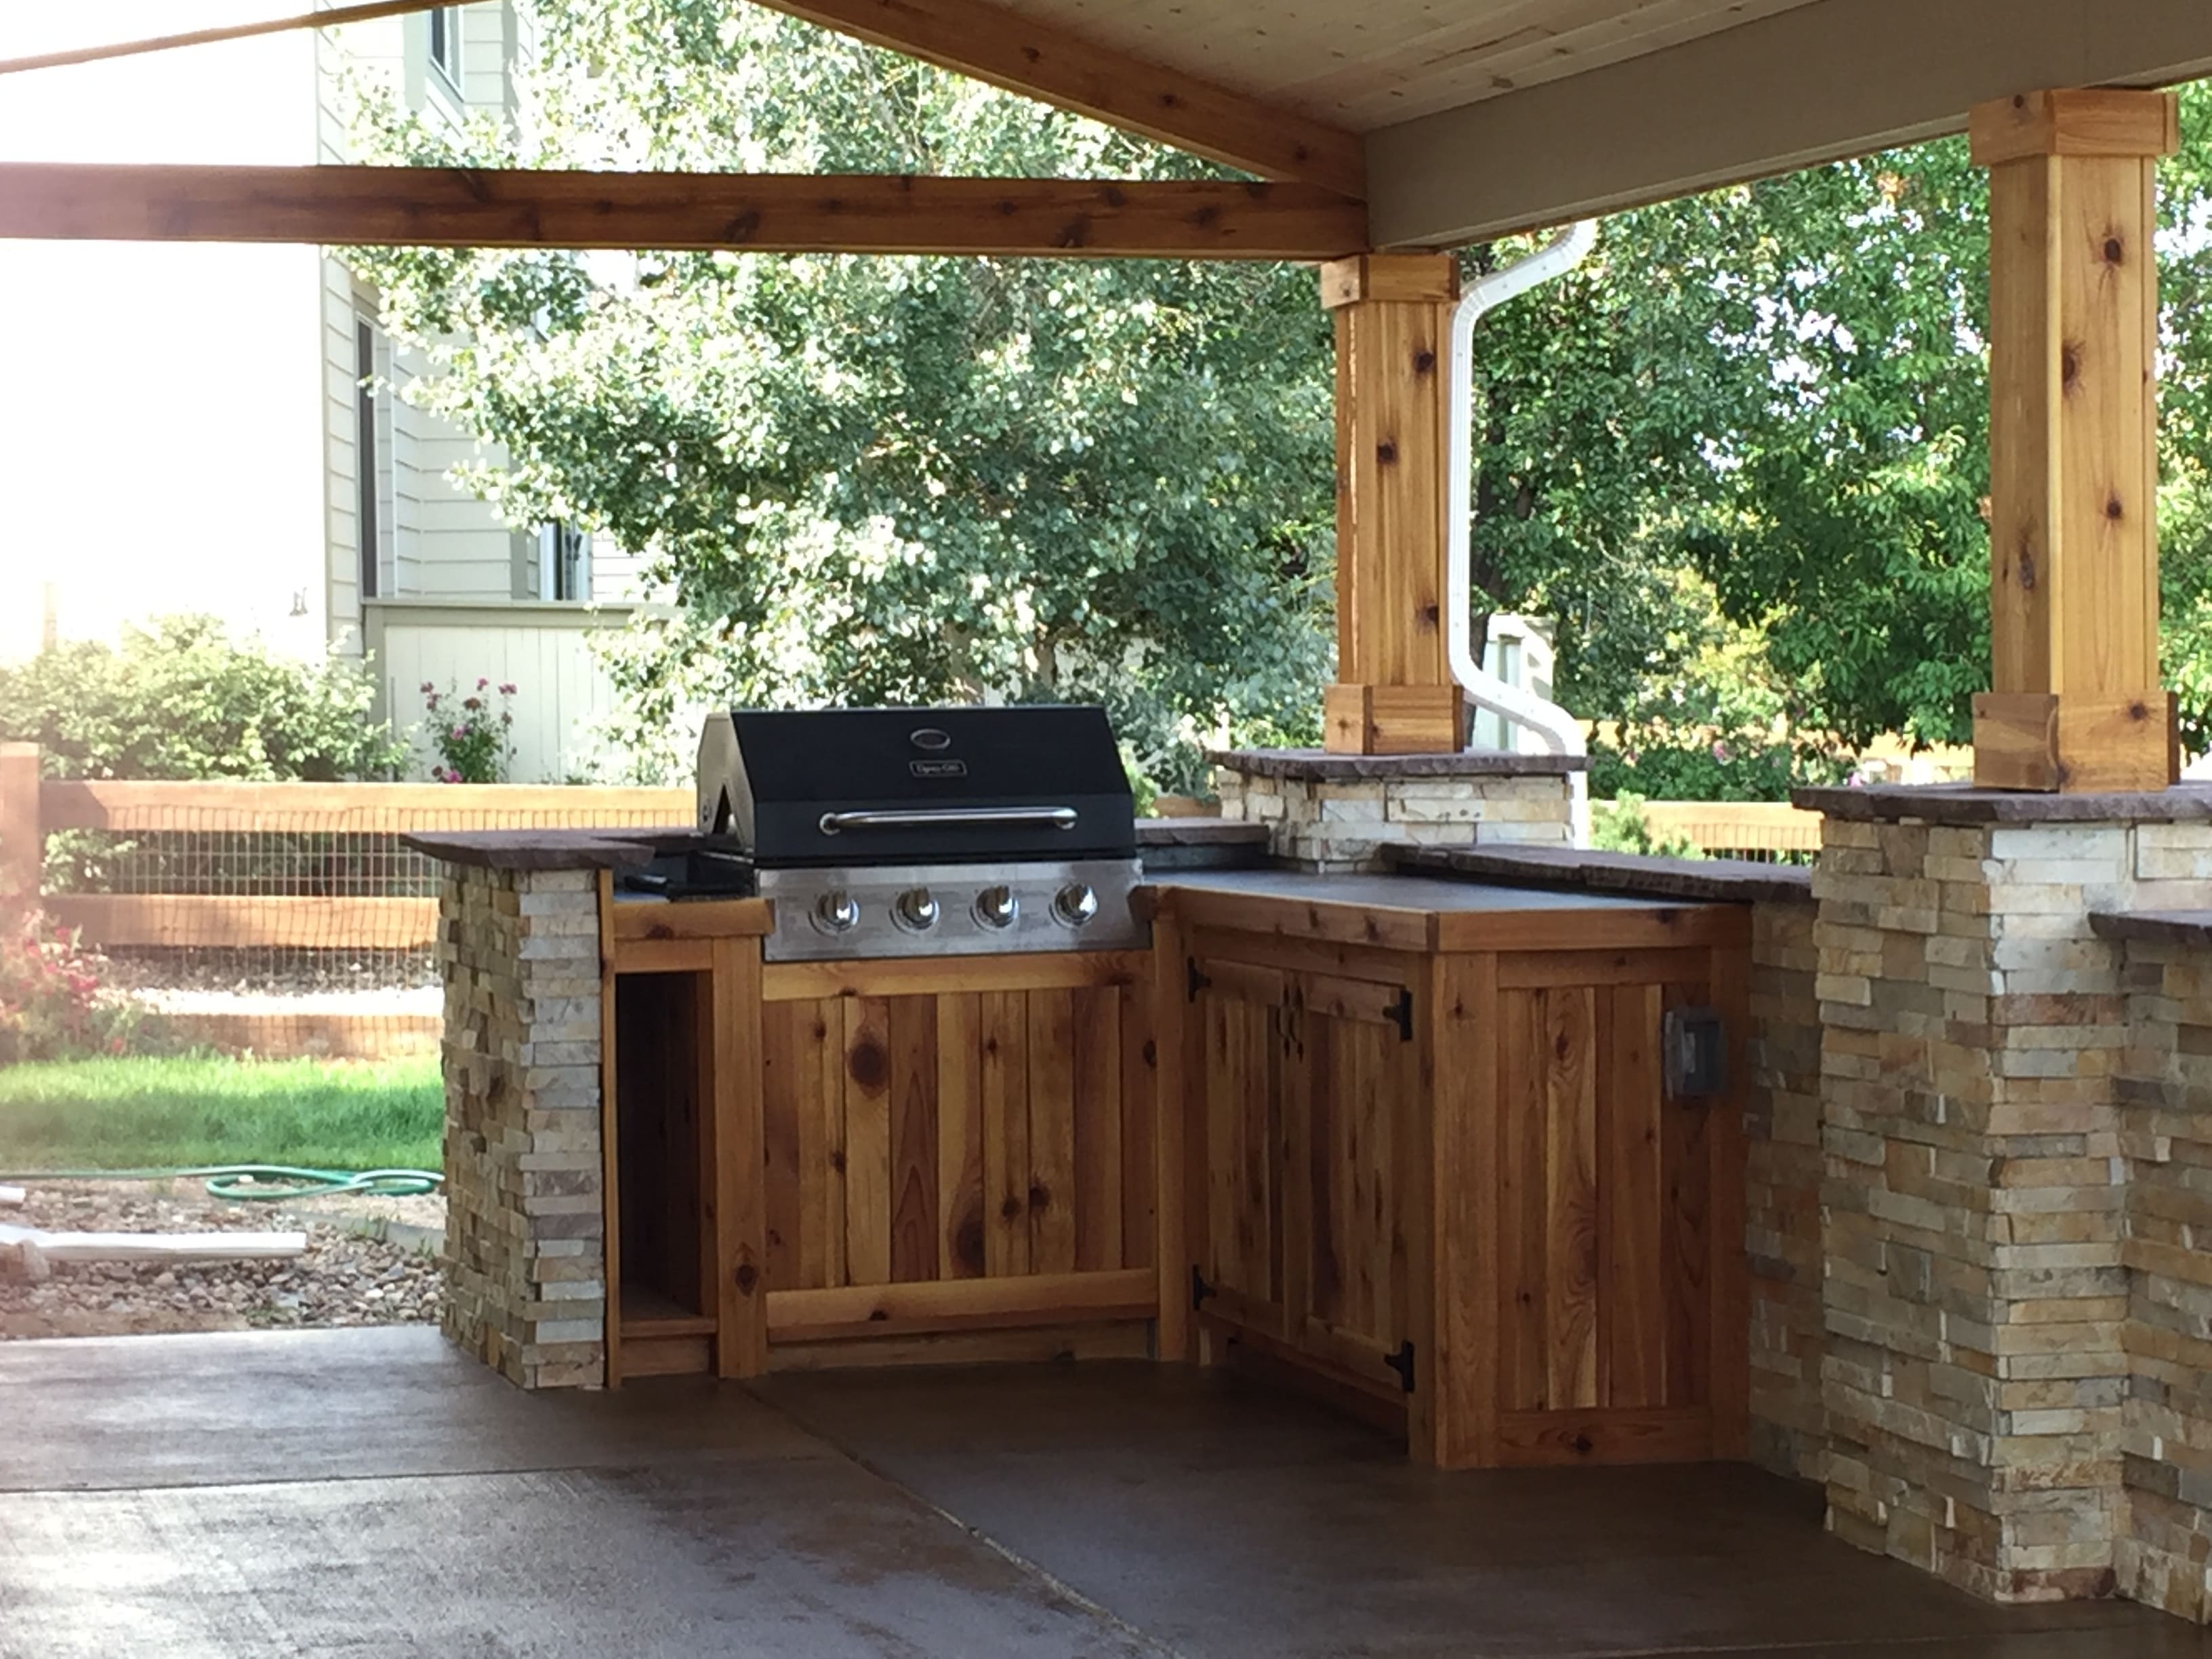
[1793,781,2212,825]
[1385,844,1811,905]
[402,828,678,870]
[2088,909,2212,947]
[1212,747,1586,780]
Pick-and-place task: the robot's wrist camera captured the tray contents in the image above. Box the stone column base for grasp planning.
[1210,747,1581,871]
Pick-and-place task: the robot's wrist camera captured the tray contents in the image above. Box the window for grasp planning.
[354,321,380,601]
[427,6,462,86]
[539,522,590,602]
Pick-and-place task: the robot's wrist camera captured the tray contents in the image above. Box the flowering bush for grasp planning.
[421,678,516,783]
[0,903,150,1062]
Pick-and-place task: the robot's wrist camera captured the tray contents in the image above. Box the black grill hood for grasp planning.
[699,705,1136,867]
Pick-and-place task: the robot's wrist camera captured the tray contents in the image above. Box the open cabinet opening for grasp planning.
[614,970,714,1332]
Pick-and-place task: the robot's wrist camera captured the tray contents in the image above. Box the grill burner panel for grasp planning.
[695,704,1145,961]
[758,858,1145,962]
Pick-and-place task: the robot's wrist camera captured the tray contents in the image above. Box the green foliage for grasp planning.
[422,678,517,783]
[1588,794,1700,860]
[0,1053,441,1170]
[0,912,159,1064]
[348,4,1329,795]
[343,10,2212,786]
[0,616,405,783]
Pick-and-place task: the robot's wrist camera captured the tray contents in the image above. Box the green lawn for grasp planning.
[0,1054,443,1173]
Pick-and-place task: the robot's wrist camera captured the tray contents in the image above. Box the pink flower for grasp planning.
[419,680,435,693]
[451,725,468,740]
[476,677,489,691]
[497,682,516,696]
[1711,741,1732,762]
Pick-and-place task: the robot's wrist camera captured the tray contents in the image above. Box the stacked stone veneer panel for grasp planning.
[1746,898,1828,1484]
[1809,808,2212,1605]
[1212,749,1576,871]
[2114,912,2212,1622]
[438,865,609,1390]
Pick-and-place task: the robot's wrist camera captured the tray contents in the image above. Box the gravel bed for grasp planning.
[0,1181,445,1341]
[103,947,436,998]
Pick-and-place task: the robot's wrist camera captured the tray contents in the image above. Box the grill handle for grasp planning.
[817,806,1079,835]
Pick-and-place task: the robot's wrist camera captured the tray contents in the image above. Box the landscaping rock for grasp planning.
[0,1180,445,1340]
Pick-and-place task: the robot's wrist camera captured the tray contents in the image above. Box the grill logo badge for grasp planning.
[908,727,954,751]
[910,759,967,778]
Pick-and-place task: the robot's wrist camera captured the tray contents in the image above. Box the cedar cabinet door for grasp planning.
[1187,952,1422,1400]
[757,983,1151,1296]
[1488,954,1743,1461]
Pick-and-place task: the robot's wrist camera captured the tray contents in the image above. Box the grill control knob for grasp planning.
[1052,883,1099,927]
[974,885,1019,930]
[813,890,861,935]
[893,888,939,932]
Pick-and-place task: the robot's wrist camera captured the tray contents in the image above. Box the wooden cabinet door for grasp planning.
[1488,947,1746,1463]
[754,956,1157,1349]
[1187,947,1423,1404]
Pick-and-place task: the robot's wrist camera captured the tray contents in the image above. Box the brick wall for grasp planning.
[1746,898,1827,1483]
[1214,758,1573,871]
[437,865,609,1389]
[2116,933,2212,1621]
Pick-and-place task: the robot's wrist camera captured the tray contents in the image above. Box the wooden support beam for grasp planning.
[1321,253,1466,756]
[0,743,37,911]
[1971,89,2180,793]
[746,0,1365,199]
[0,0,1364,200]
[0,163,1366,262]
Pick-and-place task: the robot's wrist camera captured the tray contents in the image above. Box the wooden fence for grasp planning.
[1627,799,1824,861]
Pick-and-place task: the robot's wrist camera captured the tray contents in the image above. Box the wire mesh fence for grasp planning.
[3,764,691,1061]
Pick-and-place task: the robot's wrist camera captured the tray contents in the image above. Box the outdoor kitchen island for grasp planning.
[405,821,1756,1472]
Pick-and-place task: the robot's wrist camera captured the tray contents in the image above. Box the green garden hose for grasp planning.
[0,1165,443,1201]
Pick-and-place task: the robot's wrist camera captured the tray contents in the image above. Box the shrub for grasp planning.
[422,678,516,783]
[0,615,406,781]
[0,907,156,1063]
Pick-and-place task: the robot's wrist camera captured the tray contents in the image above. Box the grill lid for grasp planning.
[699,705,1135,866]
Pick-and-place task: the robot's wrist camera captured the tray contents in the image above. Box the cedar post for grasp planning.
[1321,252,1467,755]
[1971,89,2182,793]
[0,742,40,912]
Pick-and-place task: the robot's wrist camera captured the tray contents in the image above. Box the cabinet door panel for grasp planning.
[1198,985,1282,1322]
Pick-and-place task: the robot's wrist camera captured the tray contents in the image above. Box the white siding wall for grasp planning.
[365,601,638,783]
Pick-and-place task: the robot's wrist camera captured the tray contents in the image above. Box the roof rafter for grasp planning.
[744,0,1367,199]
[0,0,1369,201]
[0,162,1369,260]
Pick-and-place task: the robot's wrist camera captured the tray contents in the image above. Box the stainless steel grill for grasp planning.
[693,705,1146,962]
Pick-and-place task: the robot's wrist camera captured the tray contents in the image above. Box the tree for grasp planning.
[350,2,1332,792]
[352,7,2212,795]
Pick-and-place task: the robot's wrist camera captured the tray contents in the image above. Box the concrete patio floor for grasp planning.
[1,1328,2207,1658]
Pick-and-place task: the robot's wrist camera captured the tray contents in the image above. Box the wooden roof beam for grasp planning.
[743,0,1367,199]
[0,163,1368,260]
[0,0,1368,201]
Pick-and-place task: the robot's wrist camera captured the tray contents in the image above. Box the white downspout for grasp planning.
[1446,220,1600,845]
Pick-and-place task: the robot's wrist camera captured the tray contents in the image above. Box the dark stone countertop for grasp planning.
[1210,747,1586,780]
[2089,909,2212,948]
[1794,781,2212,825]
[403,818,1269,872]
[401,827,687,871]
[1385,844,1811,905]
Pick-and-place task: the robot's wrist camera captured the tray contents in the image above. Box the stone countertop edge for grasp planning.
[401,819,1268,870]
[1795,781,2212,825]
[1383,844,1813,905]
[2089,909,2212,947]
[400,827,680,870]
[1210,747,1587,779]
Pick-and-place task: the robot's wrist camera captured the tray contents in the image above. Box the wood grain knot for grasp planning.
[1571,1433,1593,1455]
[2015,545,2037,592]
[2062,344,2081,389]
[847,1040,887,1090]
[1141,1038,1158,1067]
[1000,1195,1023,1220]
[1029,1182,1052,1211]
[2105,236,2125,264]
[733,1263,759,1294]
[1376,441,1398,464]
[2106,493,2125,521]
[1412,349,1437,375]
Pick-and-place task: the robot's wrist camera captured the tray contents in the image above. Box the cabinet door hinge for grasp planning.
[1191,1266,1217,1311]
[1186,958,1212,1002]
[1389,987,1414,1042]
[1384,1339,1416,1393]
